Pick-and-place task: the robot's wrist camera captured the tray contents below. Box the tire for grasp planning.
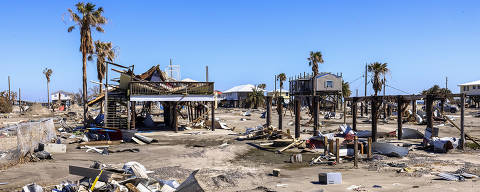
[450,108,456,113]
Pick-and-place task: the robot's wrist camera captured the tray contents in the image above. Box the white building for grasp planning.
[458,80,480,96]
[222,84,264,107]
[50,91,72,103]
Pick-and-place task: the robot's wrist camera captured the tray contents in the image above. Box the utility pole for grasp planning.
[274,75,277,98]
[445,76,448,90]
[364,64,367,97]
[206,65,209,82]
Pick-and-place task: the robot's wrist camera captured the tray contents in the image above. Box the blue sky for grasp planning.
[1,0,479,101]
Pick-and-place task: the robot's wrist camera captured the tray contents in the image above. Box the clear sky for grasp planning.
[1,0,479,102]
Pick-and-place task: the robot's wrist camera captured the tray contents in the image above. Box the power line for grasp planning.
[385,84,410,94]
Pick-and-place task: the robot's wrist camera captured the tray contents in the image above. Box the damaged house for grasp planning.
[88,64,215,131]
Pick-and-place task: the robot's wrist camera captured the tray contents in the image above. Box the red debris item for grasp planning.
[306,138,326,149]
[344,133,355,141]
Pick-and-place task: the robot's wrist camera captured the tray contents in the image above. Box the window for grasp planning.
[325,80,333,88]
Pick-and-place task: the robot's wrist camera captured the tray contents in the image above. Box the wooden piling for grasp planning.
[329,139,334,154]
[354,136,358,168]
[371,97,378,142]
[412,98,416,118]
[278,97,283,130]
[397,96,403,140]
[211,101,215,131]
[426,95,434,130]
[352,98,357,131]
[323,136,328,155]
[360,102,364,117]
[313,96,319,136]
[266,96,272,127]
[295,98,301,139]
[173,102,178,132]
[335,138,340,164]
[367,137,372,159]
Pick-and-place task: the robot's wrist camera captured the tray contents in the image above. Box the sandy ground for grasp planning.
[0,106,480,191]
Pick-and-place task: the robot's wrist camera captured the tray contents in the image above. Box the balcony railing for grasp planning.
[129,81,214,96]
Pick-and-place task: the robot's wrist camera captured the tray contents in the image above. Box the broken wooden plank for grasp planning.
[132,137,146,145]
[78,140,121,147]
[69,166,113,182]
[441,112,480,148]
[125,183,141,192]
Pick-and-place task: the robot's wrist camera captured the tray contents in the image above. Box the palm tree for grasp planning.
[342,80,351,98]
[92,40,115,114]
[258,83,266,90]
[277,73,286,97]
[247,85,265,109]
[43,68,53,108]
[367,62,389,96]
[67,2,107,126]
[308,51,324,96]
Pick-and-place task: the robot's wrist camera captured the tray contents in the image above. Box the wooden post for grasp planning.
[365,101,368,115]
[371,97,378,142]
[354,136,358,168]
[278,97,283,130]
[343,100,346,124]
[173,102,178,132]
[352,98,357,131]
[313,96,319,135]
[295,98,301,139]
[412,98,416,117]
[426,95,434,130]
[460,93,465,150]
[360,102,364,117]
[335,138,340,164]
[211,101,215,131]
[127,102,131,130]
[266,96,272,127]
[397,96,403,140]
[323,136,328,155]
[440,99,445,114]
[367,137,372,159]
[131,101,136,129]
[329,139,334,154]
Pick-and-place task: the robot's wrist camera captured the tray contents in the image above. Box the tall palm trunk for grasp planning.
[99,80,104,114]
[47,82,50,108]
[82,52,88,127]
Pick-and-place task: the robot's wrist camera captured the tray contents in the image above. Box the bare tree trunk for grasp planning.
[47,82,50,108]
[99,80,104,114]
[82,53,88,127]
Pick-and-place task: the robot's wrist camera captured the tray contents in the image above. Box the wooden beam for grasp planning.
[397,96,403,140]
[426,95,434,130]
[295,98,301,139]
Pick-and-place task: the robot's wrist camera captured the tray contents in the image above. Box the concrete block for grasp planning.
[44,143,66,153]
